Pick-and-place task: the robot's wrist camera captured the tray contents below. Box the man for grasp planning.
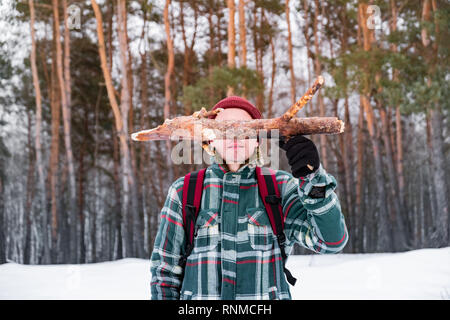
[150,96,348,300]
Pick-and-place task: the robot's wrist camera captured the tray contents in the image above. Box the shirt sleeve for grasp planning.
[279,164,349,254]
[150,177,186,300]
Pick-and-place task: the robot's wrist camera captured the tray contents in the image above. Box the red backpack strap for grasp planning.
[255,166,297,286]
[179,168,206,268]
[255,166,284,232]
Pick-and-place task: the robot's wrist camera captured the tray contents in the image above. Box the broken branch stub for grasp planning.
[280,75,324,123]
[131,76,344,142]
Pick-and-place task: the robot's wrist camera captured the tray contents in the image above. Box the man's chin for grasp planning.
[224,156,249,165]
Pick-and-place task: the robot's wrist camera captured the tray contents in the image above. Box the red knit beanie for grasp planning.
[208,96,262,119]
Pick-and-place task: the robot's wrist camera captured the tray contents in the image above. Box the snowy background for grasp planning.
[1,247,449,300]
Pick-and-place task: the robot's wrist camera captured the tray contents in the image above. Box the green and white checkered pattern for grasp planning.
[150,159,348,300]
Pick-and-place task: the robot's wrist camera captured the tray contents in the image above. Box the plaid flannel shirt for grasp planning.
[150,159,348,300]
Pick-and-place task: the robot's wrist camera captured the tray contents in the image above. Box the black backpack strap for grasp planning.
[255,166,298,286]
[179,168,206,269]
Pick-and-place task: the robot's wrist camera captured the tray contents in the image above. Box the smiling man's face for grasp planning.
[209,108,259,164]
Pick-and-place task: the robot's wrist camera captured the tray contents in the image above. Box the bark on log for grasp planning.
[131,76,344,142]
[132,116,344,141]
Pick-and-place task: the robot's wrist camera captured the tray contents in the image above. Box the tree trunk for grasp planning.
[63,0,71,116]
[106,0,115,261]
[155,141,166,210]
[124,3,140,232]
[24,109,35,264]
[112,125,123,260]
[207,5,215,74]
[257,8,265,113]
[180,0,190,104]
[343,95,355,243]
[430,107,449,245]
[91,0,141,257]
[139,52,149,256]
[163,0,175,186]
[53,0,78,263]
[395,106,405,201]
[180,1,198,117]
[0,169,5,264]
[238,0,247,68]
[251,4,264,111]
[390,0,406,214]
[48,18,62,262]
[93,86,102,262]
[425,108,437,245]
[302,0,312,118]
[285,0,296,106]
[107,0,114,72]
[379,104,408,250]
[29,0,51,264]
[358,2,392,251]
[422,0,449,246]
[227,0,236,96]
[238,0,247,97]
[63,0,76,264]
[268,17,276,119]
[78,108,88,262]
[216,6,223,67]
[139,9,150,256]
[340,10,355,245]
[356,99,365,252]
[313,0,328,169]
[117,0,142,257]
[333,100,349,250]
[91,0,123,130]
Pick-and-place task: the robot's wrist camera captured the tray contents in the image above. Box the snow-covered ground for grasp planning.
[1,247,449,300]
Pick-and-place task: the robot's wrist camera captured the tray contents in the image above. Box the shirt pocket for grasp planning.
[193,208,220,253]
[246,207,275,251]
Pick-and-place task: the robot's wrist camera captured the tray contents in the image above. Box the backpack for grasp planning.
[178,166,297,286]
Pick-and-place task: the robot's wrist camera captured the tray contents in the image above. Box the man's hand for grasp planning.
[279,135,320,178]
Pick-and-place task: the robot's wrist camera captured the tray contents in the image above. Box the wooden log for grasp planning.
[131,116,344,141]
[131,75,344,142]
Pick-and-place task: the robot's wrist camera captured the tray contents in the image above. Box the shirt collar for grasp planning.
[209,155,256,179]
